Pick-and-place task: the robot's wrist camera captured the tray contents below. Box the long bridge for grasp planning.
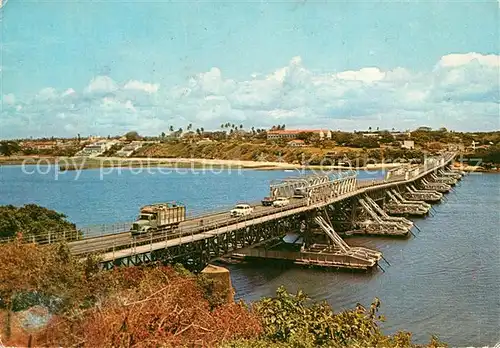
[8,153,464,272]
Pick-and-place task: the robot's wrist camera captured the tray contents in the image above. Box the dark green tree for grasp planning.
[0,141,20,156]
[0,204,80,242]
[124,131,141,141]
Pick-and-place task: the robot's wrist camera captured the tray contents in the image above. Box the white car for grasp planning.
[273,197,290,207]
[230,204,254,217]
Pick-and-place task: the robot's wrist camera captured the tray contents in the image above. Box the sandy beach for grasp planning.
[1,155,409,171]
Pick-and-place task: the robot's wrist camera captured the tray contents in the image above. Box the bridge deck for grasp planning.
[90,154,456,262]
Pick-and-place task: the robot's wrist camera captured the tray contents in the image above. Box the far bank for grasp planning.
[2,155,499,173]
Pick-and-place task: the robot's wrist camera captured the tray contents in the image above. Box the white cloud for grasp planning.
[35,87,58,101]
[61,88,76,97]
[123,80,159,94]
[437,52,500,68]
[336,67,386,83]
[1,52,498,138]
[2,93,15,105]
[85,76,118,94]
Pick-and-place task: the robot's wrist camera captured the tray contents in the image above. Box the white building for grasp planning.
[401,140,415,149]
[76,140,119,157]
[287,140,306,147]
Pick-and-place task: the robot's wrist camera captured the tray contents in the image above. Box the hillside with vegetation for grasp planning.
[0,239,446,347]
[135,140,429,167]
[2,127,499,168]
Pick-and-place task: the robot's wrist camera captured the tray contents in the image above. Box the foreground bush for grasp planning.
[0,241,445,347]
[0,241,260,347]
[39,267,261,347]
[239,286,446,348]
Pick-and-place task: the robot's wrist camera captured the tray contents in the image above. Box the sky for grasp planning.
[0,0,499,139]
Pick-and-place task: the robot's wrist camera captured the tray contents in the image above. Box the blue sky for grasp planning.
[1,0,499,138]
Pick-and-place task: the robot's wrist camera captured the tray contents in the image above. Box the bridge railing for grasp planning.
[355,153,455,190]
[71,200,310,257]
[0,200,267,245]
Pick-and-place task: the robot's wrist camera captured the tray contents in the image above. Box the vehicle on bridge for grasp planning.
[273,197,290,207]
[230,204,254,217]
[130,202,186,237]
[261,196,275,206]
[293,187,308,198]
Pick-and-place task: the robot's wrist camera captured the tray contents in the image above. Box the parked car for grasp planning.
[261,196,275,206]
[273,197,290,207]
[230,204,254,217]
[293,187,308,198]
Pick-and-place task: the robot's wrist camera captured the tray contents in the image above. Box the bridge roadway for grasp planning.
[68,153,456,263]
[68,199,306,255]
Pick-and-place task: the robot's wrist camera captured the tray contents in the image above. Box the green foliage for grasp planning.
[0,141,21,156]
[464,145,500,165]
[22,145,81,157]
[252,286,382,346]
[0,204,80,242]
[124,131,141,141]
[245,286,446,348]
[172,263,194,277]
[346,136,380,149]
[330,131,354,145]
[197,274,228,310]
[295,132,315,143]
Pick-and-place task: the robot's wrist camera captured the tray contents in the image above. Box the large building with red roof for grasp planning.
[266,129,332,140]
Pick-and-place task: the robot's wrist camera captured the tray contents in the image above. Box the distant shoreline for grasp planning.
[1,156,499,173]
[0,155,394,171]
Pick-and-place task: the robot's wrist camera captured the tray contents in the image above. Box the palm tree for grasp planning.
[187,123,192,131]
[169,125,174,132]
[281,124,286,130]
[0,141,20,157]
[200,127,204,133]
[368,126,372,132]
[196,128,201,135]
[231,123,235,129]
[220,124,224,130]
[376,127,379,131]
[239,124,243,129]
[251,126,255,134]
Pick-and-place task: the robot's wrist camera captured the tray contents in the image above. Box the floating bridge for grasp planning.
[3,152,463,272]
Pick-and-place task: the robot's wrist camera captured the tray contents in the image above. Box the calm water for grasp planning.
[0,165,499,346]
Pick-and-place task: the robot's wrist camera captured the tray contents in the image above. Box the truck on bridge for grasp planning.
[130,202,186,237]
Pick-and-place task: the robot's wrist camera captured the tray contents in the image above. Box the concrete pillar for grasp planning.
[201,264,234,305]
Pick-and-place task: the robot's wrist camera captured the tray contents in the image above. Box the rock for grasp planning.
[15,305,51,332]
